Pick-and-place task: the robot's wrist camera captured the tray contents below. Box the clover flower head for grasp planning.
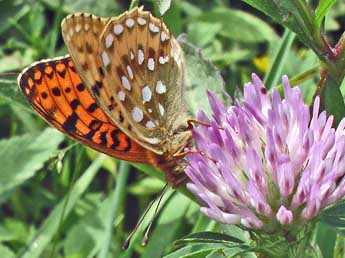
[186,74,345,230]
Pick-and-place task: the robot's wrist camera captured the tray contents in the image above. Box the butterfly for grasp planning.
[17,7,192,187]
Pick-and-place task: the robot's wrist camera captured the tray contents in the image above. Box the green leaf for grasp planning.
[130,163,164,181]
[174,232,245,247]
[240,0,289,22]
[64,191,120,258]
[3,218,29,243]
[129,162,194,200]
[163,244,226,258]
[0,224,16,242]
[314,0,337,29]
[179,38,228,117]
[162,2,182,35]
[217,224,251,244]
[205,249,227,258]
[187,22,222,47]
[320,200,345,234]
[334,234,345,258]
[198,8,277,43]
[158,0,173,16]
[17,155,105,258]
[0,76,30,108]
[182,249,221,258]
[0,244,15,258]
[10,104,39,133]
[322,75,345,126]
[0,128,64,196]
[41,0,121,16]
[241,0,324,59]
[128,177,165,195]
[316,223,336,258]
[179,2,202,17]
[0,0,28,35]
[320,200,345,239]
[0,49,36,73]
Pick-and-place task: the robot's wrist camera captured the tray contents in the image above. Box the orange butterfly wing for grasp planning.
[18,55,159,163]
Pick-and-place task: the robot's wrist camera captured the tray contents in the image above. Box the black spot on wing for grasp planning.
[52,87,61,96]
[124,136,132,152]
[62,112,79,132]
[100,131,107,145]
[76,83,85,92]
[87,103,98,113]
[110,129,120,149]
[70,99,80,110]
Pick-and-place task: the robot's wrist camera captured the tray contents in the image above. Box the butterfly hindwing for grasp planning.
[17,55,157,163]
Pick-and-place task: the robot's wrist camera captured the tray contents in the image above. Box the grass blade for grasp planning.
[97,161,130,258]
[264,29,295,89]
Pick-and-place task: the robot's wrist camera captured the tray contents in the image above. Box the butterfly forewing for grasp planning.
[17,56,157,163]
[62,7,190,155]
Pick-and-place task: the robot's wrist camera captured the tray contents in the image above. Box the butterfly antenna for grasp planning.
[142,183,168,246]
[122,183,169,250]
[0,72,19,79]
[122,198,156,250]
[0,72,19,76]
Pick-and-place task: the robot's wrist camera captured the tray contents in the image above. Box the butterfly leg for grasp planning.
[165,171,188,188]
[187,119,224,130]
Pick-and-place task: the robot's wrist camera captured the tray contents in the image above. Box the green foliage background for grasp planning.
[0,0,345,257]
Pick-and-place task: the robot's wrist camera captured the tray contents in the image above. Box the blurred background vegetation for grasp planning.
[0,0,345,257]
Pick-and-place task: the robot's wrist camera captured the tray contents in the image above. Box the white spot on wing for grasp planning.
[75,24,81,32]
[147,137,160,144]
[127,65,133,80]
[146,121,155,128]
[142,85,152,103]
[114,24,124,35]
[156,81,166,94]
[118,91,125,101]
[137,17,146,26]
[171,47,180,63]
[84,23,90,31]
[148,108,152,113]
[160,31,168,42]
[101,51,110,67]
[126,18,135,28]
[149,23,159,33]
[105,34,114,48]
[130,50,135,60]
[132,107,144,122]
[148,58,155,71]
[159,56,166,64]
[159,103,165,116]
[121,76,131,90]
[138,49,144,65]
